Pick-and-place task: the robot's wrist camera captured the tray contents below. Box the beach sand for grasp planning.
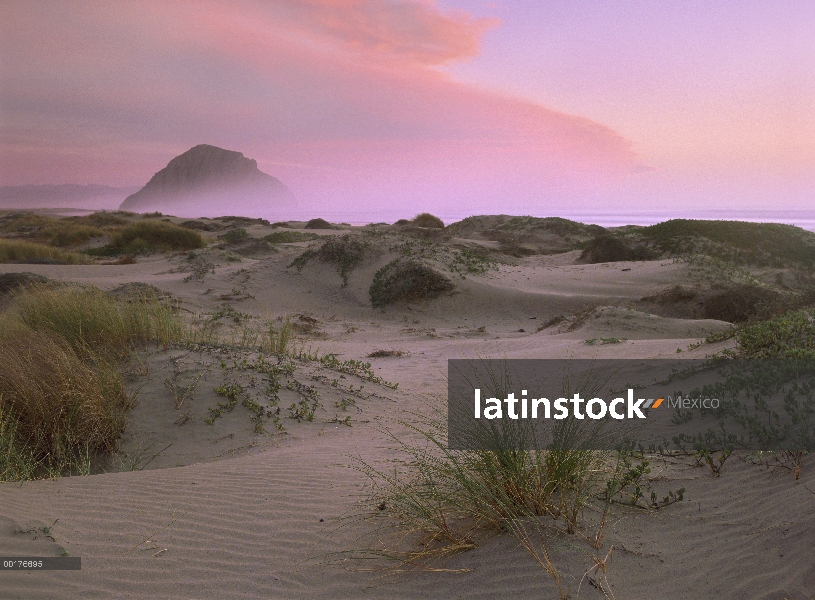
[1,220,813,599]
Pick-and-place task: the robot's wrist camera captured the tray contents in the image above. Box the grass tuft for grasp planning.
[0,284,185,480]
[0,239,90,264]
[89,220,204,256]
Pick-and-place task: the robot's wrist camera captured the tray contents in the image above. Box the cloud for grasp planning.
[275,0,499,65]
[0,0,638,211]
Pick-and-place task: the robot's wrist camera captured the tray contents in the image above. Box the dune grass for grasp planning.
[89,220,205,256]
[48,223,104,247]
[0,211,127,248]
[355,364,671,597]
[0,284,184,480]
[0,239,90,264]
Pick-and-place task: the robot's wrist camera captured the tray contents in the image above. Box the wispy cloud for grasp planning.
[0,1,638,211]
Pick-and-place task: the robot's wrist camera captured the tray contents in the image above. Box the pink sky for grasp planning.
[1,1,813,215]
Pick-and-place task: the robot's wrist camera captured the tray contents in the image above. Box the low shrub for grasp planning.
[640,219,815,268]
[289,234,370,286]
[412,213,445,229]
[304,218,333,229]
[369,259,454,307]
[215,216,271,227]
[700,284,784,323]
[218,228,250,244]
[178,220,224,232]
[263,231,319,244]
[76,212,128,227]
[735,308,815,359]
[580,235,657,263]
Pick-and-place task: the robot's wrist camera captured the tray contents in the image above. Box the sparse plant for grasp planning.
[270,318,293,354]
[289,234,370,286]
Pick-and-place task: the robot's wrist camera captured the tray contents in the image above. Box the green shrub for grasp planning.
[76,212,128,227]
[289,234,370,286]
[735,308,815,359]
[580,235,656,263]
[218,228,250,243]
[640,220,815,267]
[304,218,333,229]
[412,213,445,229]
[700,284,785,323]
[370,259,454,307]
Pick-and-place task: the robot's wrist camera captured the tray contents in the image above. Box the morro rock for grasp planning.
[120,145,295,218]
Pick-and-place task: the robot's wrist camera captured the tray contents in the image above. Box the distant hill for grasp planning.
[0,184,138,210]
[120,144,295,218]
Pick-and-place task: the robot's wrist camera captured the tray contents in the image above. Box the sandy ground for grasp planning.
[1,227,813,599]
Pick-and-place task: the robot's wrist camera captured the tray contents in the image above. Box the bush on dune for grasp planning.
[579,235,657,264]
[412,213,445,229]
[369,259,454,307]
[264,231,319,244]
[304,218,333,229]
[218,228,250,243]
[289,234,370,286]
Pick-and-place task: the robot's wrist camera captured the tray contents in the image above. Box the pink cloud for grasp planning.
[0,1,639,212]
[269,0,499,65]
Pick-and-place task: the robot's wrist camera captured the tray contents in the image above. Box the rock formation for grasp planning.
[120,145,294,218]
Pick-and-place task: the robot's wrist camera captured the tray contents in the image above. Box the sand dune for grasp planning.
[1,220,812,599]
